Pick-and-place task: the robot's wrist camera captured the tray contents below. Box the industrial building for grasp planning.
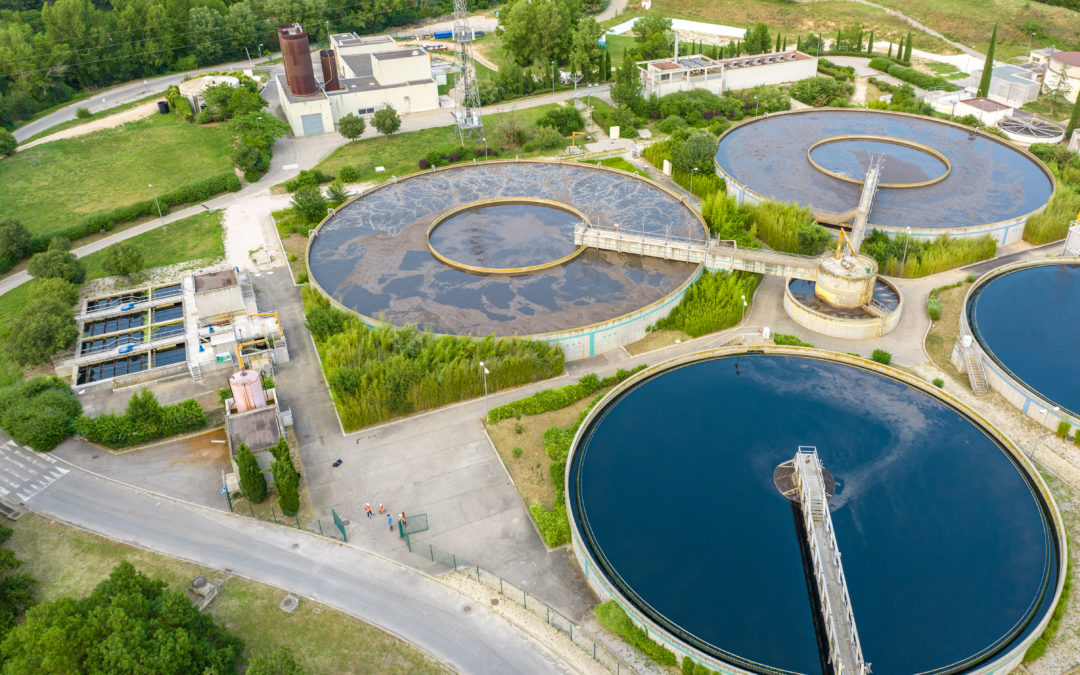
[637,50,817,98]
[951,97,1013,126]
[275,23,439,136]
[224,368,287,475]
[1043,50,1080,103]
[969,64,1041,108]
[59,268,288,388]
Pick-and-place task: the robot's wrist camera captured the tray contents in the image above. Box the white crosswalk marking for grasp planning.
[0,441,71,504]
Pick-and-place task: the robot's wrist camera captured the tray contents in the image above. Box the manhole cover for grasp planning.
[291,543,299,550]
[192,576,207,589]
[490,598,499,606]
[463,605,472,613]
[91,454,99,460]
[279,595,299,613]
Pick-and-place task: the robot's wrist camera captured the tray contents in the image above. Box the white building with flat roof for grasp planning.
[276,30,439,136]
[971,65,1041,108]
[638,50,817,98]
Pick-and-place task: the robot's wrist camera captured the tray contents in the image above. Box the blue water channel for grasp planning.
[969,263,1080,417]
[569,354,1057,674]
[428,202,580,269]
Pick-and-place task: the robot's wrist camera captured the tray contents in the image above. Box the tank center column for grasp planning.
[814,253,878,309]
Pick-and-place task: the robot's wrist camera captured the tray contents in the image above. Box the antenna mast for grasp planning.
[453,0,484,144]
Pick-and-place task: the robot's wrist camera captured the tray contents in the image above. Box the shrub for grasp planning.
[530,502,570,547]
[338,113,366,140]
[47,236,71,251]
[933,378,945,388]
[657,271,761,337]
[338,165,359,183]
[418,158,431,170]
[3,294,78,366]
[326,181,348,204]
[531,125,564,150]
[77,391,206,448]
[296,272,309,284]
[102,241,144,278]
[512,447,523,459]
[0,128,16,157]
[0,377,81,451]
[0,219,31,272]
[790,77,853,107]
[773,333,814,347]
[595,601,677,666]
[926,297,942,321]
[291,186,328,224]
[1057,420,1072,439]
[861,230,996,277]
[236,443,267,502]
[1023,186,1080,245]
[659,114,689,134]
[75,107,91,119]
[608,106,639,137]
[671,130,717,174]
[304,286,565,430]
[886,64,957,91]
[28,249,85,284]
[868,56,897,72]
[536,105,584,135]
[488,367,644,423]
[283,169,331,193]
[871,349,892,365]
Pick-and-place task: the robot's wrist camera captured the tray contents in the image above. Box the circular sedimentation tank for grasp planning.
[963,259,1080,426]
[567,348,1065,674]
[714,109,1055,245]
[306,161,706,360]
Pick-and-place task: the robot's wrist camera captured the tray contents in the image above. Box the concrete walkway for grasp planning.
[21,460,570,674]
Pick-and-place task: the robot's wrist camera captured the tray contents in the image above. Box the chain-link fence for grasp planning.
[421,542,635,674]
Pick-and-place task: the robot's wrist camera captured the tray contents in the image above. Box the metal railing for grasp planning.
[792,447,867,675]
[419,542,636,674]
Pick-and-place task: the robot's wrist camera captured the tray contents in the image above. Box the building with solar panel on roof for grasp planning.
[637,50,817,98]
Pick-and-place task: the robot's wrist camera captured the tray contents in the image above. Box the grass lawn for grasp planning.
[4,513,446,674]
[19,92,166,145]
[80,209,225,281]
[1021,97,1075,124]
[314,105,563,183]
[0,113,233,239]
[923,279,974,385]
[865,0,1079,60]
[616,0,958,54]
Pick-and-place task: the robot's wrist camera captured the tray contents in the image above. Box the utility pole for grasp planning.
[149,184,164,227]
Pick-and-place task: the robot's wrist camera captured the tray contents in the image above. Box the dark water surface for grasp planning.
[715,110,1053,229]
[809,138,948,184]
[428,202,581,269]
[570,355,1057,674]
[788,279,900,319]
[969,263,1080,417]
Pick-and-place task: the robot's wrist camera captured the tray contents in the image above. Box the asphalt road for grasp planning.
[25,461,571,674]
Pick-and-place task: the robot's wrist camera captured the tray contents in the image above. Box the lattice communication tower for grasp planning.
[453,0,484,144]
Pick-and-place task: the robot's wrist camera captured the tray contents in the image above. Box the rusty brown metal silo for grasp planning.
[278,23,317,96]
[320,49,341,91]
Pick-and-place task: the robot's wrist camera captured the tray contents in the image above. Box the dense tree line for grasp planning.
[0,0,494,128]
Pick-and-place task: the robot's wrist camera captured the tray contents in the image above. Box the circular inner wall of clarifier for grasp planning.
[306,162,705,337]
[426,199,587,274]
[568,352,1060,674]
[807,135,950,188]
[714,109,1054,232]
[968,261,1080,418]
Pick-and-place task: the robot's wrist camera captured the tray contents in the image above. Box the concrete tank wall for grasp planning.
[955,258,1080,429]
[784,279,903,339]
[814,255,878,308]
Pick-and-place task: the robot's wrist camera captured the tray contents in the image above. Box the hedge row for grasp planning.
[868,58,958,92]
[487,366,646,423]
[77,390,207,449]
[28,172,241,254]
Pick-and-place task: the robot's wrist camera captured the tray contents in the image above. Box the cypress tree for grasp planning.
[903,31,912,61]
[237,443,267,503]
[1066,100,1080,139]
[867,30,874,54]
[783,36,787,51]
[775,33,781,52]
[888,40,894,58]
[603,50,611,80]
[977,24,997,98]
[836,28,842,52]
[272,454,299,515]
[856,29,863,52]
[797,35,802,52]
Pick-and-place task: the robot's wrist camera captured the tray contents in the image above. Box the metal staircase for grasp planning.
[965,349,988,395]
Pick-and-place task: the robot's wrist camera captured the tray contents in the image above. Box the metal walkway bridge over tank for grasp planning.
[792,446,869,675]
